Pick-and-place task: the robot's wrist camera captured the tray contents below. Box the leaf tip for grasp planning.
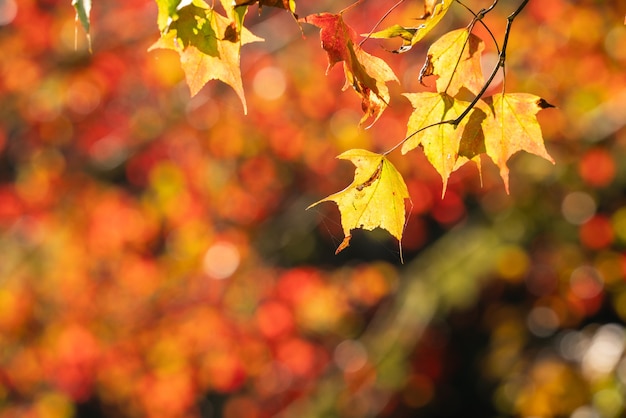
[537,98,555,109]
[306,198,324,210]
[500,169,511,195]
[335,235,351,254]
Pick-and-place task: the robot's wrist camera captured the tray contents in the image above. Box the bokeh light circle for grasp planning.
[253,66,287,101]
[562,191,596,225]
[203,241,241,280]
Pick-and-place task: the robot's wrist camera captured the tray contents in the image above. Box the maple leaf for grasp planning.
[299,13,398,128]
[419,29,485,96]
[300,13,355,70]
[482,93,555,192]
[345,44,399,128]
[149,1,263,112]
[308,149,410,254]
[368,0,454,53]
[401,92,471,194]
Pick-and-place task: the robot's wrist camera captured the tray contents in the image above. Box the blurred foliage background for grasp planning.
[2,0,626,417]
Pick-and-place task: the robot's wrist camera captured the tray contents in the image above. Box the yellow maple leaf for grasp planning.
[419,28,485,96]
[148,2,263,112]
[483,93,555,192]
[308,149,410,254]
[401,92,470,194]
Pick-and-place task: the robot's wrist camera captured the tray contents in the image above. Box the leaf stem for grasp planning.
[385,0,531,155]
[340,0,366,15]
[458,0,500,53]
[359,0,405,47]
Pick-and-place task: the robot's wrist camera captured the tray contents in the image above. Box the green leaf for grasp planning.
[369,24,415,41]
[308,149,410,254]
[368,0,454,53]
[72,0,92,51]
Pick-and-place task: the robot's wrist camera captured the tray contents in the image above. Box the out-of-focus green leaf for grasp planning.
[72,0,91,33]
[72,0,92,51]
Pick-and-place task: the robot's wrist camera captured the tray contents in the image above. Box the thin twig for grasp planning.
[359,0,405,47]
[441,0,501,95]
[458,0,500,53]
[340,0,366,15]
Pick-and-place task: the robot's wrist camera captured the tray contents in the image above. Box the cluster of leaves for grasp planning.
[122,0,556,255]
